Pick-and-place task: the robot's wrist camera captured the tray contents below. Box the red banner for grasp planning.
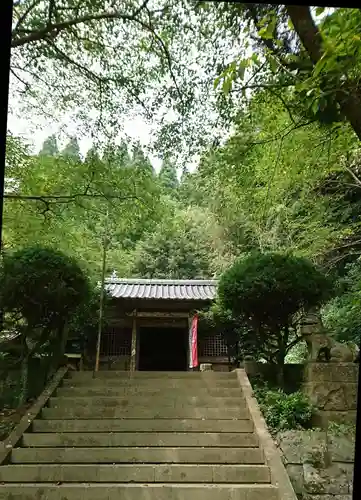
[189,314,198,369]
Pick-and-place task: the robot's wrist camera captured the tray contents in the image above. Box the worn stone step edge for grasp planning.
[11,447,265,464]
[50,396,246,407]
[53,395,246,403]
[69,371,237,378]
[48,398,246,409]
[42,404,249,414]
[31,419,253,433]
[60,384,241,390]
[0,464,271,483]
[62,379,239,386]
[60,382,240,389]
[0,483,279,500]
[41,408,250,419]
[56,387,244,395]
[21,432,259,448]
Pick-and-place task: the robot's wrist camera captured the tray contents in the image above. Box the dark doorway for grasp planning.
[138,327,188,371]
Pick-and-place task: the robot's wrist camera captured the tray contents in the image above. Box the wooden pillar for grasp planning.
[188,313,199,372]
[188,313,192,372]
[130,310,137,372]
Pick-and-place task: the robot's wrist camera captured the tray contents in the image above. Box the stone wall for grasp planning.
[243,361,305,393]
[199,357,230,372]
[241,361,358,425]
[303,363,358,425]
[276,430,355,500]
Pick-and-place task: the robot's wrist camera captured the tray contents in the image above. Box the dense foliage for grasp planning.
[0,246,91,404]
[65,285,110,364]
[217,252,333,367]
[3,135,163,278]
[130,207,232,279]
[253,385,315,434]
[0,246,90,330]
[5,4,361,364]
[323,261,361,345]
[199,301,263,366]
[219,252,332,323]
[4,3,361,442]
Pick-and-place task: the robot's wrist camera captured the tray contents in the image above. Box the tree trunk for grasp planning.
[18,347,29,408]
[287,5,361,142]
[276,329,287,390]
[47,324,68,379]
[276,359,285,390]
[226,338,232,372]
[235,339,240,368]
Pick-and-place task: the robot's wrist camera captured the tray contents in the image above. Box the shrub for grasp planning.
[218,251,333,368]
[0,246,91,405]
[66,285,111,363]
[322,261,361,344]
[327,421,356,436]
[0,246,90,331]
[253,385,315,434]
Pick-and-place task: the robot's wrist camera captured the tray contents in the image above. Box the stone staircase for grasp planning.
[0,371,282,499]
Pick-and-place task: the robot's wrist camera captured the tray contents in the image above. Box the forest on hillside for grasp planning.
[5,3,361,348]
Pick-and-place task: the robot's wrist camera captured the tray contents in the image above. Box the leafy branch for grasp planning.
[242,118,316,154]
[12,0,151,48]
[286,5,361,141]
[3,192,140,217]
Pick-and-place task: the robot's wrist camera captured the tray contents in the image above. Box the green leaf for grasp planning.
[222,77,232,95]
[315,7,325,16]
[313,54,329,78]
[258,27,270,40]
[237,65,245,81]
[311,99,319,114]
[266,16,277,38]
[268,55,278,74]
[258,15,277,40]
[214,76,221,90]
[251,53,260,66]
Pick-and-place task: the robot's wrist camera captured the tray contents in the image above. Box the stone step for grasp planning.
[22,432,259,448]
[11,447,264,464]
[0,483,279,500]
[41,406,249,420]
[32,418,253,433]
[48,396,246,408]
[68,371,237,379]
[61,378,239,388]
[0,464,271,483]
[56,386,244,397]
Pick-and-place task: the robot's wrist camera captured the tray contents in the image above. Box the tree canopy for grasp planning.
[130,206,232,279]
[218,252,333,367]
[39,135,58,157]
[0,245,91,404]
[3,135,162,278]
[0,246,90,332]
[61,137,81,161]
[9,4,361,160]
[5,4,361,351]
[158,157,179,192]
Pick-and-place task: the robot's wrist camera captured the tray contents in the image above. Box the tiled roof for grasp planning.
[104,278,217,301]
